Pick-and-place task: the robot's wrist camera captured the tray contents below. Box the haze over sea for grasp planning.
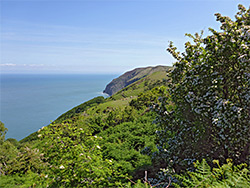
[0,74,115,140]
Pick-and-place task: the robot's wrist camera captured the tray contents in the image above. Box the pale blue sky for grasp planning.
[0,0,249,74]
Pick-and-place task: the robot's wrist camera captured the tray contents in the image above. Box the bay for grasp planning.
[0,74,115,140]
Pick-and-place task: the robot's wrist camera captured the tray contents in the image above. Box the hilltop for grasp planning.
[103,65,170,96]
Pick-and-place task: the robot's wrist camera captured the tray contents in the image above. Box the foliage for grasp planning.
[0,171,43,188]
[0,141,18,176]
[5,138,19,147]
[38,123,125,187]
[0,121,8,143]
[154,4,250,173]
[84,106,138,134]
[99,115,158,177]
[0,125,47,187]
[69,88,165,179]
[6,145,46,175]
[73,86,167,178]
[173,159,250,188]
[130,86,166,110]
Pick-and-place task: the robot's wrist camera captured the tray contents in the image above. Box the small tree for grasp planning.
[0,121,7,143]
[155,4,250,172]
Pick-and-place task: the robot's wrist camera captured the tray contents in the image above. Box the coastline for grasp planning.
[1,74,115,140]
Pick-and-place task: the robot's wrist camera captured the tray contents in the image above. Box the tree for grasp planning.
[0,121,7,143]
[155,4,250,172]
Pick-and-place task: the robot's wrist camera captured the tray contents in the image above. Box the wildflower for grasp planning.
[59,165,65,169]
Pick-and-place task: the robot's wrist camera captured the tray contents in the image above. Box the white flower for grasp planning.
[59,165,65,169]
[38,126,45,132]
[213,118,218,123]
[45,174,48,178]
[96,145,101,149]
[163,111,169,115]
[109,160,112,163]
[38,134,42,138]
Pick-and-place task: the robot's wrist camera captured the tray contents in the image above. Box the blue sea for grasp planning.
[0,74,115,140]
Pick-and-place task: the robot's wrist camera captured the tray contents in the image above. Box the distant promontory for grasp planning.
[103,65,170,96]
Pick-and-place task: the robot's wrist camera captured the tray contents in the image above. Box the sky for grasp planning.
[0,0,249,74]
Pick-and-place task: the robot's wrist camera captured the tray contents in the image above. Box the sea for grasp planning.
[0,74,116,140]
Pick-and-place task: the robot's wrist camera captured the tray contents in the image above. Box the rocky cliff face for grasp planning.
[103,65,169,96]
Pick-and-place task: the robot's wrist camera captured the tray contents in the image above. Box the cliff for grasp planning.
[103,65,170,96]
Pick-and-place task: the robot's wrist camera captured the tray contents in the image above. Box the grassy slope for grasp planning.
[103,65,171,95]
[55,69,169,125]
[65,70,169,178]
[20,67,170,179]
[21,69,169,143]
[109,69,170,100]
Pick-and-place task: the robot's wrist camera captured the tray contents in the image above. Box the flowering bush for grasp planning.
[155,4,250,172]
[39,123,124,187]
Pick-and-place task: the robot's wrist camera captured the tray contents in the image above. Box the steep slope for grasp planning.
[20,65,171,144]
[17,65,171,183]
[103,65,170,96]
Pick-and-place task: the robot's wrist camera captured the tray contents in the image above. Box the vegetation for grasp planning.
[0,121,8,143]
[154,4,250,175]
[103,65,170,96]
[173,159,250,188]
[0,4,249,187]
[0,71,169,187]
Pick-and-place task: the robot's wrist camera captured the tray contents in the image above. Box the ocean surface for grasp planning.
[0,74,116,140]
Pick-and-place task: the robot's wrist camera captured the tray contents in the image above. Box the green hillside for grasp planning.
[1,5,250,187]
[16,66,170,183]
